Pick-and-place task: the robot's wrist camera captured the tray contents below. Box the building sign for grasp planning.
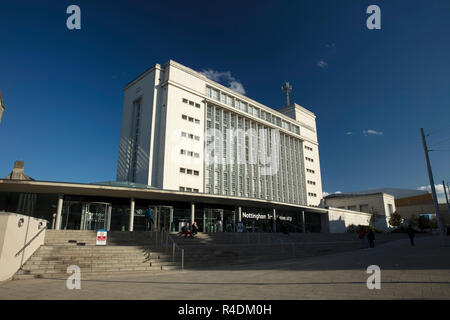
[96,229,107,245]
[242,212,293,222]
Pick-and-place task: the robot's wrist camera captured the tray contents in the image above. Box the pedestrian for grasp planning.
[358,229,367,248]
[184,222,193,238]
[226,219,232,232]
[192,221,199,235]
[217,216,223,232]
[367,228,375,248]
[407,225,415,246]
[145,207,154,231]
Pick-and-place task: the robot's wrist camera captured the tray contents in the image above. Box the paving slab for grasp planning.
[0,236,449,300]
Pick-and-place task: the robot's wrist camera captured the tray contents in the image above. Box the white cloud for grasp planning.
[345,131,353,135]
[317,60,328,68]
[417,184,449,203]
[199,69,246,95]
[325,43,336,48]
[363,129,383,136]
[323,191,342,197]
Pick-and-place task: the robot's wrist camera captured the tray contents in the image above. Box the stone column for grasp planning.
[302,210,306,233]
[55,194,63,230]
[129,198,135,231]
[191,203,195,224]
[238,206,242,222]
[273,208,277,233]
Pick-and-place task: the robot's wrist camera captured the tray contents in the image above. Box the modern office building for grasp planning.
[0,60,328,233]
[117,60,323,207]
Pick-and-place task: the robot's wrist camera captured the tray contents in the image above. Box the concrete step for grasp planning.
[13,265,180,279]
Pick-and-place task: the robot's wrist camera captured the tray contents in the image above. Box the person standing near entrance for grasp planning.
[145,208,154,231]
[407,225,415,246]
[367,228,375,248]
[217,216,223,232]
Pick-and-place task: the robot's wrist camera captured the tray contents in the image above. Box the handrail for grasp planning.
[15,226,47,258]
[158,230,184,271]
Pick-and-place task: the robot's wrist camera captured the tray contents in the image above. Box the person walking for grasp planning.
[145,207,154,231]
[367,228,375,248]
[217,216,223,232]
[407,225,415,246]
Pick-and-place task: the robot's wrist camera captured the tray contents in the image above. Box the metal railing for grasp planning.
[150,230,184,271]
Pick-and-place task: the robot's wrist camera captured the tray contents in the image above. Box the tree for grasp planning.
[389,212,402,228]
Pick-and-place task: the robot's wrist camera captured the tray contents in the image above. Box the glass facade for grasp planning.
[205,103,308,205]
[206,85,301,136]
[0,191,322,232]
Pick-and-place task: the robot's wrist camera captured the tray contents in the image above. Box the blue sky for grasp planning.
[0,0,449,200]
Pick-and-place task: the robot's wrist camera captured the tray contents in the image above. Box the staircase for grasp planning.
[13,230,179,280]
[170,232,406,269]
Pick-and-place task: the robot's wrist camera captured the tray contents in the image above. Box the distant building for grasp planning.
[395,193,450,227]
[323,192,396,231]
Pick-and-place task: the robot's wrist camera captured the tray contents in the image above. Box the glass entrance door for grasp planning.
[203,209,223,232]
[151,206,173,232]
[80,202,111,230]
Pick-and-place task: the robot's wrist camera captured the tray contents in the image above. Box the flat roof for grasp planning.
[0,179,327,213]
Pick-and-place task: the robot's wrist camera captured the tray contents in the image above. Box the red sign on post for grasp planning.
[96,229,107,245]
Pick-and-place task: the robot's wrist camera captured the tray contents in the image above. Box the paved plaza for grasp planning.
[0,235,449,300]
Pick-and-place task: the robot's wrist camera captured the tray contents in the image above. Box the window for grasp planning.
[179,187,185,191]
[188,117,194,122]
[194,153,200,158]
[182,115,187,120]
[186,187,192,192]
[193,188,199,193]
[181,131,187,137]
[194,170,199,176]
[360,204,369,213]
[195,119,200,124]
[182,98,188,103]
[180,149,185,155]
[189,101,194,106]
[180,168,185,173]
[195,136,200,141]
[187,169,192,174]
[195,103,200,108]
[348,205,357,211]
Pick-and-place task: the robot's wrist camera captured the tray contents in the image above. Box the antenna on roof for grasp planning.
[281,81,292,106]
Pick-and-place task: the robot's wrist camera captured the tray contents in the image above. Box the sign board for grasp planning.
[96,229,107,245]
[236,222,244,233]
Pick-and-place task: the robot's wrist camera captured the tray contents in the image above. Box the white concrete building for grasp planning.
[116,60,323,207]
[324,192,396,231]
